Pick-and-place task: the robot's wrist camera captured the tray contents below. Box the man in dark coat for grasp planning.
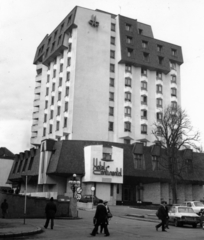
[1,199,8,218]
[156,201,168,232]
[44,197,57,230]
[91,200,110,237]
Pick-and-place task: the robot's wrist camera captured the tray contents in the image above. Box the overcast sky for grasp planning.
[0,0,204,154]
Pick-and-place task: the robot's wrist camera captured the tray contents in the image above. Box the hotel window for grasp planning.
[124,139,130,144]
[125,106,131,117]
[143,52,149,62]
[56,121,60,131]
[125,65,132,73]
[64,117,67,127]
[126,23,132,31]
[110,50,115,59]
[109,92,114,101]
[47,63,50,70]
[157,98,163,108]
[134,154,145,169]
[141,124,147,134]
[54,30,58,39]
[127,48,133,57]
[52,83,55,92]
[67,57,71,67]
[59,78,62,86]
[110,64,115,73]
[64,101,68,111]
[156,84,163,94]
[66,72,70,81]
[65,87,69,96]
[157,112,163,121]
[156,71,162,80]
[170,61,176,70]
[110,78,114,87]
[51,96,54,105]
[51,42,55,51]
[48,38,51,45]
[45,100,48,109]
[68,43,72,52]
[60,51,64,59]
[53,69,56,78]
[22,158,28,172]
[110,183,114,196]
[117,184,120,194]
[43,127,46,137]
[152,156,160,170]
[171,88,177,97]
[57,106,61,115]
[59,64,63,73]
[141,68,147,76]
[157,44,162,52]
[54,57,57,65]
[109,107,114,116]
[158,56,164,65]
[141,81,147,90]
[171,75,177,83]
[47,75,50,83]
[67,15,72,25]
[125,77,131,87]
[157,126,162,136]
[141,109,147,119]
[58,92,61,101]
[49,124,53,134]
[172,49,177,56]
[58,35,62,45]
[50,110,53,119]
[46,87,49,96]
[111,23,115,31]
[28,156,34,171]
[109,122,114,131]
[125,92,131,102]
[124,121,131,132]
[138,29,143,35]
[126,36,133,44]
[111,36,115,45]
[171,101,177,109]
[17,160,23,173]
[142,41,148,49]
[45,48,49,57]
[60,23,64,32]
[44,114,47,123]
[141,95,147,105]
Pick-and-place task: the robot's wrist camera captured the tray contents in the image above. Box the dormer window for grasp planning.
[126,23,132,31]
[157,45,162,52]
[172,49,177,56]
[143,52,149,62]
[142,41,148,49]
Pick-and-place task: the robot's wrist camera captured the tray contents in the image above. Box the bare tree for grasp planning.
[152,105,200,204]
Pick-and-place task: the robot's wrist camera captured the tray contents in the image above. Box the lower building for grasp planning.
[8,140,204,205]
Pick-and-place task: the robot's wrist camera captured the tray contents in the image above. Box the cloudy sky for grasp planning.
[0,0,204,154]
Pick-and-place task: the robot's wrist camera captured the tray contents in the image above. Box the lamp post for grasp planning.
[68,174,80,198]
[21,173,28,224]
[91,186,95,208]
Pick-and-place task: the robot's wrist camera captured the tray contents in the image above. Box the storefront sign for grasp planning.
[93,158,122,176]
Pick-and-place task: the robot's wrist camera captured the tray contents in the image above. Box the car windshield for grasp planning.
[178,207,194,213]
[194,202,204,207]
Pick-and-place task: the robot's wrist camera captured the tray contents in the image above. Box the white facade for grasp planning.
[31,6,182,147]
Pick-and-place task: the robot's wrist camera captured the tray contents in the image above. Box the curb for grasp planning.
[0,226,43,238]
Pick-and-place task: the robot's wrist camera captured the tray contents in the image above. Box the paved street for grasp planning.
[12,207,204,240]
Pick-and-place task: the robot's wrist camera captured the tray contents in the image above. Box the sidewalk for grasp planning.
[0,219,43,238]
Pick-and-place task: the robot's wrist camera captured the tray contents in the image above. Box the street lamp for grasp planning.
[68,174,80,198]
[91,186,95,208]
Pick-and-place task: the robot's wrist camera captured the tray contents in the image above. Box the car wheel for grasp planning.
[192,224,197,228]
[174,219,179,227]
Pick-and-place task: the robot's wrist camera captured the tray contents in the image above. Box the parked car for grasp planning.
[168,205,200,228]
[79,195,100,205]
[182,201,204,215]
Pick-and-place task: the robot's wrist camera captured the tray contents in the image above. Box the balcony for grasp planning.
[35,74,42,83]
[32,111,39,120]
[31,131,37,138]
[33,99,40,107]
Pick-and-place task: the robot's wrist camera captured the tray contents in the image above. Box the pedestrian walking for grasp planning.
[1,199,8,218]
[164,201,169,229]
[91,200,110,237]
[44,197,57,230]
[100,201,112,234]
[155,200,168,232]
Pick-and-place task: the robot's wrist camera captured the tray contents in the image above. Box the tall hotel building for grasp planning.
[31,6,183,146]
